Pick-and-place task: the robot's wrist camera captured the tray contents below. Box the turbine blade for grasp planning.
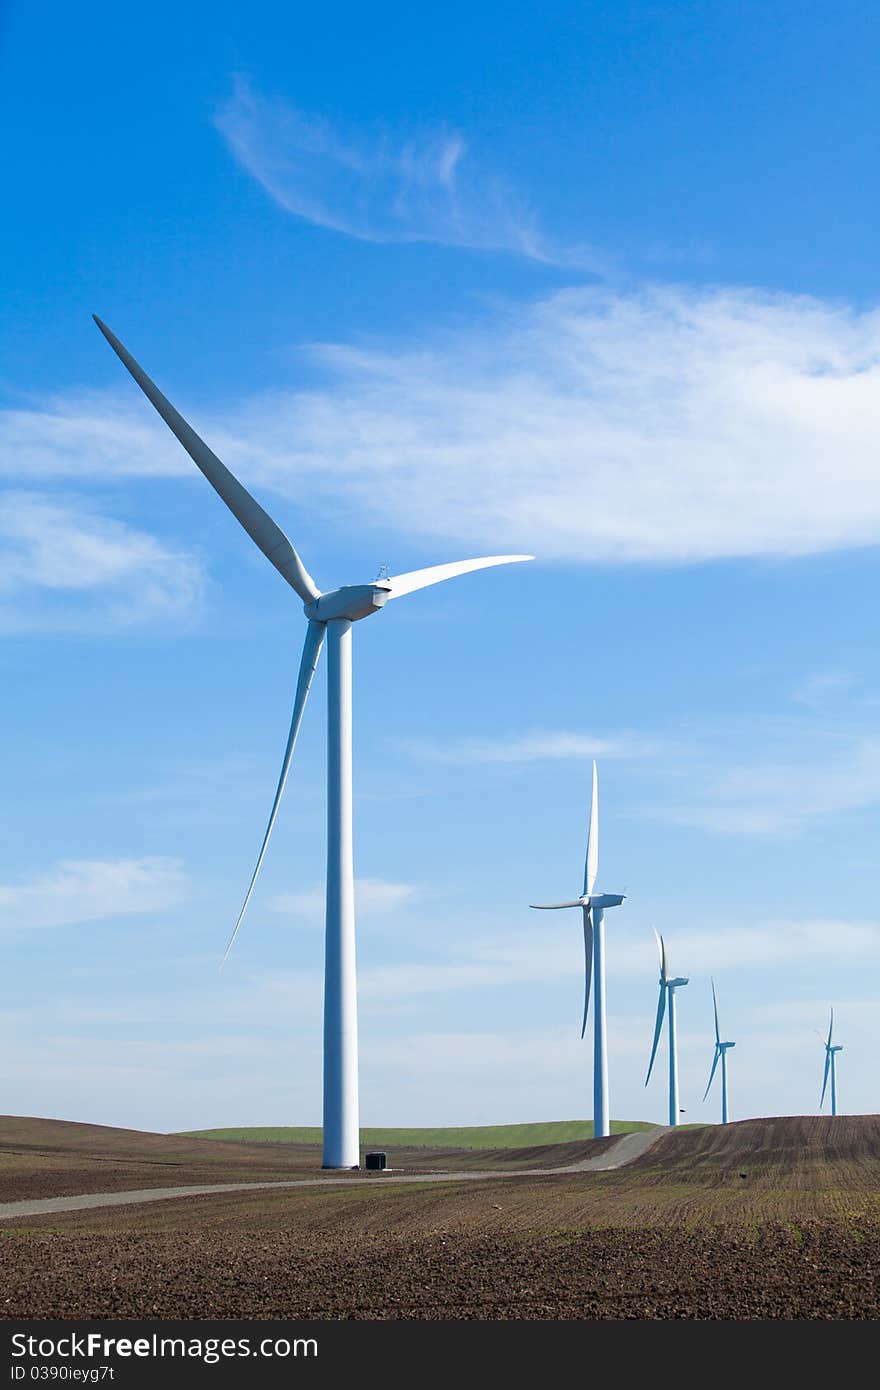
[702,1046,721,1102]
[93,317,320,603]
[645,983,666,1086]
[712,977,721,1046]
[385,555,532,599]
[653,926,668,982]
[826,1007,834,1049]
[583,759,599,895]
[222,620,324,965]
[580,907,593,1039]
[530,900,583,909]
[820,1048,831,1106]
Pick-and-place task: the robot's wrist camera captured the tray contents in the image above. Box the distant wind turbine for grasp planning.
[94,316,532,1170]
[819,1008,843,1117]
[702,977,735,1124]
[645,930,688,1127]
[529,761,625,1138]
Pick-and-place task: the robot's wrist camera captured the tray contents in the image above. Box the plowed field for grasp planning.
[1,1114,878,1319]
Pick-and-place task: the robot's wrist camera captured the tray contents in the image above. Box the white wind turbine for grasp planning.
[645,930,688,1126]
[702,977,735,1124]
[529,761,625,1138]
[94,316,532,1170]
[819,1008,843,1117]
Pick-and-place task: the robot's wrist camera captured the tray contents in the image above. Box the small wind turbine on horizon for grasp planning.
[93,316,532,1171]
[529,761,625,1139]
[818,1008,843,1117]
[702,977,735,1124]
[645,930,688,1127]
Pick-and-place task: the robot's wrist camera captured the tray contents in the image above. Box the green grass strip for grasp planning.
[176,1119,660,1149]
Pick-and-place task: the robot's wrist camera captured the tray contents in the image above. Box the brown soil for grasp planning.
[1,1114,879,1319]
[0,1115,613,1202]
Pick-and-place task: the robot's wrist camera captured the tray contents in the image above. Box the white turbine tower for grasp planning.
[645,930,688,1127]
[819,1008,843,1117]
[702,977,735,1124]
[529,761,625,1138]
[94,317,532,1170]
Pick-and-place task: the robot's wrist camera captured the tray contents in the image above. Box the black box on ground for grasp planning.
[365,1151,387,1170]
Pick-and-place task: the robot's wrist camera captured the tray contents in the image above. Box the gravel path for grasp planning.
[0,1126,668,1222]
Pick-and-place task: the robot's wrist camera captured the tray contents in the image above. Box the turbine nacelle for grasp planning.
[664,975,689,989]
[304,583,392,624]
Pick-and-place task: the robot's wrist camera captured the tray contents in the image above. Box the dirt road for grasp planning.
[0,1125,667,1221]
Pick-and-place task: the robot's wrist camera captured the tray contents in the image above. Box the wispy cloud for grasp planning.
[214,78,558,261]
[0,394,184,480]
[270,877,416,922]
[255,915,880,1013]
[655,732,880,835]
[0,857,187,930]
[611,919,880,975]
[0,491,204,633]
[792,671,852,711]
[403,729,662,765]
[9,284,880,569]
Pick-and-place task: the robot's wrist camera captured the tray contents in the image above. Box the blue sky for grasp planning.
[2,1,880,1132]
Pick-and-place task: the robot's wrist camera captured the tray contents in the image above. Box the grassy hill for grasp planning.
[177,1119,659,1149]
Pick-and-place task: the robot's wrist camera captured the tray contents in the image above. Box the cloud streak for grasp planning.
[402,729,663,765]
[8,285,880,575]
[653,731,880,835]
[215,78,552,261]
[0,491,204,633]
[252,915,880,1016]
[270,877,416,921]
[0,857,187,930]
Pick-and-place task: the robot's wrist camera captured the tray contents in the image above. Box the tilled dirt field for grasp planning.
[1,1114,878,1319]
[0,1116,611,1202]
[1,1220,877,1319]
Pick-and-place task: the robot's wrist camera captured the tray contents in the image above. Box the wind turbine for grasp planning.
[529,761,625,1138]
[702,977,735,1124]
[645,930,688,1126]
[819,1008,843,1117]
[93,316,532,1170]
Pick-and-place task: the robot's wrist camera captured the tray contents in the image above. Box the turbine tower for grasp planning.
[645,930,688,1127]
[702,977,735,1124]
[819,1008,843,1117]
[94,317,532,1170]
[529,761,625,1138]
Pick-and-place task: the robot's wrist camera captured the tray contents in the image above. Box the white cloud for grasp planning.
[254,284,880,565]
[214,78,555,261]
[792,671,852,710]
[8,284,880,570]
[361,916,880,1003]
[403,729,662,765]
[610,919,880,975]
[270,876,416,921]
[0,491,204,633]
[249,915,880,1017]
[656,733,880,834]
[0,395,184,480]
[0,857,187,930]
